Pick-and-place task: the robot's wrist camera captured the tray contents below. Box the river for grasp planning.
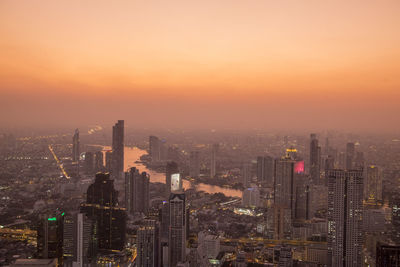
[102,146,242,198]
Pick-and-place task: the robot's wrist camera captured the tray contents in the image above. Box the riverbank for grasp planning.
[102,146,243,198]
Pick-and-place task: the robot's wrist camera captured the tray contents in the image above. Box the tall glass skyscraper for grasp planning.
[327,169,363,267]
[112,120,124,179]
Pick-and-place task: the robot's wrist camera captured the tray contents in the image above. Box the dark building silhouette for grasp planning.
[376,242,400,267]
[80,173,126,251]
[112,120,124,179]
[294,173,310,221]
[327,169,363,267]
[72,129,80,162]
[274,156,295,217]
[137,219,160,267]
[160,201,170,242]
[63,213,96,266]
[169,192,187,267]
[37,211,65,265]
[125,167,150,214]
[309,134,321,182]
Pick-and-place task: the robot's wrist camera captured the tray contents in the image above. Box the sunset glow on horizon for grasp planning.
[1,0,399,131]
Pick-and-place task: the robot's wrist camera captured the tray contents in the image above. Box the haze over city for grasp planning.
[1,1,400,267]
[1,0,400,131]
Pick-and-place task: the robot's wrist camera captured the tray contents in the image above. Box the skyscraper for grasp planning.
[210,144,218,178]
[169,192,187,267]
[366,165,382,203]
[137,220,160,267]
[111,120,124,179]
[346,142,355,170]
[125,167,150,214]
[241,162,252,188]
[37,211,65,264]
[327,169,363,267]
[63,213,95,267]
[72,129,80,162]
[309,134,321,182]
[80,173,126,251]
[256,156,274,186]
[294,173,311,221]
[274,156,295,216]
[149,135,161,162]
[166,161,179,197]
[189,151,200,178]
[160,201,170,242]
[160,201,170,267]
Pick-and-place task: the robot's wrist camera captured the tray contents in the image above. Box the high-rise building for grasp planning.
[309,134,321,182]
[160,200,170,266]
[80,173,126,251]
[94,151,104,172]
[241,162,252,187]
[149,136,161,162]
[37,211,65,264]
[166,161,179,197]
[273,206,292,240]
[160,201,170,242]
[274,157,295,216]
[345,143,355,170]
[125,167,150,214]
[111,120,124,179]
[257,156,274,186]
[189,151,200,178]
[376,242,400,267]
[366,165,382,203]
[72,129,80,162]
[210,144,218,178]
[327,169,363,267]
[63,213,95,267]
[137,220,160,267]
[294,173,311,221]
[169,192,187,267]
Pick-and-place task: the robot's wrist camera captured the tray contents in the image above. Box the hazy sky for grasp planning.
[1,1,399,131]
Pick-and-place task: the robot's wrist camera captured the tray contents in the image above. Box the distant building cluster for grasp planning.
[1,124,400,267]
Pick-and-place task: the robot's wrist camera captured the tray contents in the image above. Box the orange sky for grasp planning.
[1,1,399,131]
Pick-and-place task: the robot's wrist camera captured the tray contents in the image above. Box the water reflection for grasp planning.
[103,146,242,198]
